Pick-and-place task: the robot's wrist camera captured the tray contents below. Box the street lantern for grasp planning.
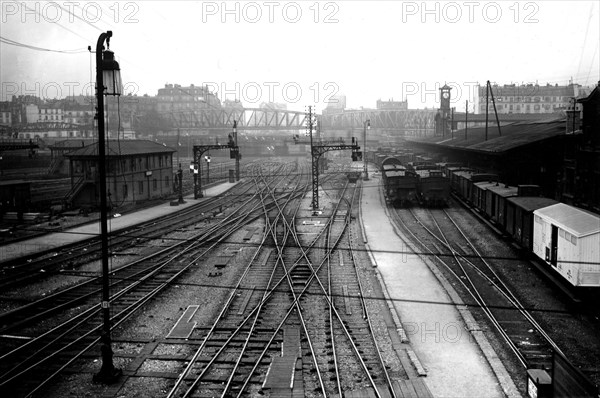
[101,50,122,96]
[93,30,122,384]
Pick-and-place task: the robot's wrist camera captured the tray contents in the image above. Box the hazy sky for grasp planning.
[1,0,599,111]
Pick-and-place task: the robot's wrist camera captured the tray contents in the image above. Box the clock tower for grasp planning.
[437,84,452,136]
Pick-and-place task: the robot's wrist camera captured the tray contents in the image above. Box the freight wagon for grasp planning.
[532,203,600,287]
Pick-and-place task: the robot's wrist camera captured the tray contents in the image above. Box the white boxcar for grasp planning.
[532,203,600,287]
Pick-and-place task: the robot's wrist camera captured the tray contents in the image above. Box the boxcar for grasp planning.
[471,181,498,212]
[532,203,600,287]
[485,184,518,227]
[506,196,558,251]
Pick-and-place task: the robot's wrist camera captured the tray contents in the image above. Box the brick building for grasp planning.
[475,83,591,115]
[64,140,176,209]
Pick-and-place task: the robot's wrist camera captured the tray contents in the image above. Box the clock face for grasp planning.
[442,91,449,99]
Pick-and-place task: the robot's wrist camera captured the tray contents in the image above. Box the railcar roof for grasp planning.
[473,181,499,189]
[534,203,600,237]
[486,184,518,197]
[506,196,558,212]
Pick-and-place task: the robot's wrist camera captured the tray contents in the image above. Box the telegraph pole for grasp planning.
[465,100,468,140]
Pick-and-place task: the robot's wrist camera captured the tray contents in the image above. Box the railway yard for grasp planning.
[0,157,599,398]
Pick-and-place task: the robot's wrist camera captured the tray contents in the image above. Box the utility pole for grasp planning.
[485,83,489,141]
[487,81,502,137]
[465,100,468,140]
[451,108,455,139]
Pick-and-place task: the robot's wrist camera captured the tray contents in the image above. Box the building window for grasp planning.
[123,184,128,198]
[165,175,169,187]
[153,178,157,191]
[138,181,144,194]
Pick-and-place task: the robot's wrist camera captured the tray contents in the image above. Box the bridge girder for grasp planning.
[166,108,309,130]
[320,109,437,133]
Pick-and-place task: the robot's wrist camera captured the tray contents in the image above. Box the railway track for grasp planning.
[166,161,401,397]
[1,159,411,397]
[392,205,561,373]
[0,174,260,289]
[0,163,302,397]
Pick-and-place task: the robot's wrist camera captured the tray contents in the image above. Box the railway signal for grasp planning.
[296,106,361,211]
[194,121,239,198]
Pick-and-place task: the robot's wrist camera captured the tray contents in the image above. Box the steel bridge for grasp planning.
[163,107,443,135]
[319,109,437,134]
[165,108,310,131]
[0,138,40,151]
[4,108,548,138]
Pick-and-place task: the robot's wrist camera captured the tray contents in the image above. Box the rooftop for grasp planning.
[65,140,176,158]
[408,120,566,154]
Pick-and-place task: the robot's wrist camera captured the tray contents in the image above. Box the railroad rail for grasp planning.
[0,164,301,397]
[391,204,561,374]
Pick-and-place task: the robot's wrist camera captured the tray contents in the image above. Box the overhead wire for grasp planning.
[0,36,89,54]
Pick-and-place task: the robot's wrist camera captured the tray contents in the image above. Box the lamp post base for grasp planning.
[93,367,122,384]
[93,337,122,384]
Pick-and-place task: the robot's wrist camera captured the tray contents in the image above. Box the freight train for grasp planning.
[368,148,600,289]
[448,169,600,289]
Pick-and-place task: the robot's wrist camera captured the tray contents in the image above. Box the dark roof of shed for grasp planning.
[48,139,97,150]
[408,120,566,154]
[506,196,558,212]
[65,140,176,158]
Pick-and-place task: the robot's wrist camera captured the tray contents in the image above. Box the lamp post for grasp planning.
[233,120,240,181]
[93,30,122,384]
[363,119,370,180]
